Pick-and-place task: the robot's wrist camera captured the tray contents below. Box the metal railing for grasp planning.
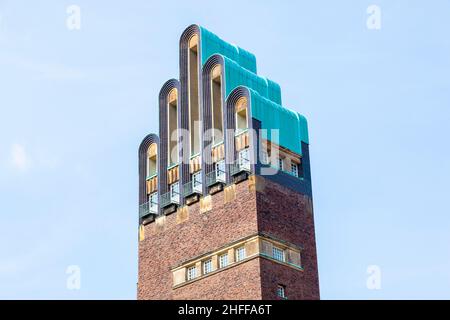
[139,200,158,219]
[206,169,226,187]
[230,155,251,176]
[182,180,202,197]
[160,191,180,208]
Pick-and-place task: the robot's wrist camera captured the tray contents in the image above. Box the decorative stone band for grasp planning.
[171,234,303,288]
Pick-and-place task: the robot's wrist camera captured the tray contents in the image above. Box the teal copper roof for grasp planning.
[199,26,257,73]
[249,88,309,153]
[198,26,309,154]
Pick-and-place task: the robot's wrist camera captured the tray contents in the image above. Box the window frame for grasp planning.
[277,284,287,299]
[170,181,180,204]
[187,265,197,281]
[278,157,284,171]
[290,162,298,177]
[219,253,228,268]
[192,171,202,193]
[203,259,213,275]
[215,160,226,183]
[235,246,246,262]
[272,246,286,262]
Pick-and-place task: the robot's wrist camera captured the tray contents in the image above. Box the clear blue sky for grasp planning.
[1,0,449,299]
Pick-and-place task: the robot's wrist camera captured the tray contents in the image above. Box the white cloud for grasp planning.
[10,143,31,172]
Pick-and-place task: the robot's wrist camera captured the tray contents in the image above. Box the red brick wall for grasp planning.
[138,176,319,300]
[138,179,258,300]
[173,258,262,300]
[256,178,320,299]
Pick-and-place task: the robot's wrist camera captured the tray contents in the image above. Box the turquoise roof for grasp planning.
[197,26,309,154]
[199,27,257,73]
[249,88,309,155]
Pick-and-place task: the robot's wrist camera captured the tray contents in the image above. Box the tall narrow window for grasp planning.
[235,97,248,133]
[168,89,179,166]
[188,35,200,155]
[211,65,223,145]
[147,143,157,177]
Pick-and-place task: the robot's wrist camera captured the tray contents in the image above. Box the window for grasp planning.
[187,265,197,281]
[290,162,298,177]
[277,285,286,299]
[147,144,157,177]
[239,148,250,171]
[272,246,285,262]
[261,149,269,165]
[170,182,180,204]
[215,160,226,183]
[278,157,284,171]
[203,259,213,274]
[192,171,202,193]
[167,89,179,166]
[236,109,247,133]
[211,65,224,144]
[235,246,246,262]
[188,35,201,155]
[219,253,228,268]
[148,192,158,213]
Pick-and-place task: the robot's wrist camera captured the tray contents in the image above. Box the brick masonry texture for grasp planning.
[138,176,319,300]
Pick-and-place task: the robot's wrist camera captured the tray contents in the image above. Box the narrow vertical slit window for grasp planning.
[147,143,157,178]
[235,97,248,133]
[211,65,224,145]
[168,89,179,166]
[188,35,200,156]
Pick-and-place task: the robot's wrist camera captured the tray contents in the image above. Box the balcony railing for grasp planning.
[230,154,251,176]
[139,200,158,219]
[182,180,202,197]
[160,190,180,208]
[206,168,226,187]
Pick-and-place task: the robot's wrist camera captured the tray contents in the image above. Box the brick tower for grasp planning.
[137,25,320,300]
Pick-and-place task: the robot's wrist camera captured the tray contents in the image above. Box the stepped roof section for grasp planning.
[190,25,309,154]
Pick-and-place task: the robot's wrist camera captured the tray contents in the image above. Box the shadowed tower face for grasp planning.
[137,25,319,300]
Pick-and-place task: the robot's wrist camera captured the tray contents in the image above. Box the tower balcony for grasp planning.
[230,148,251,176]
[139,200,158,219]
[182,179,202,198]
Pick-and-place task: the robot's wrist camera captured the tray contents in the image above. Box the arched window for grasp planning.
[211,64,224,144]
[188,34,201,155]
[168,88,179,166]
